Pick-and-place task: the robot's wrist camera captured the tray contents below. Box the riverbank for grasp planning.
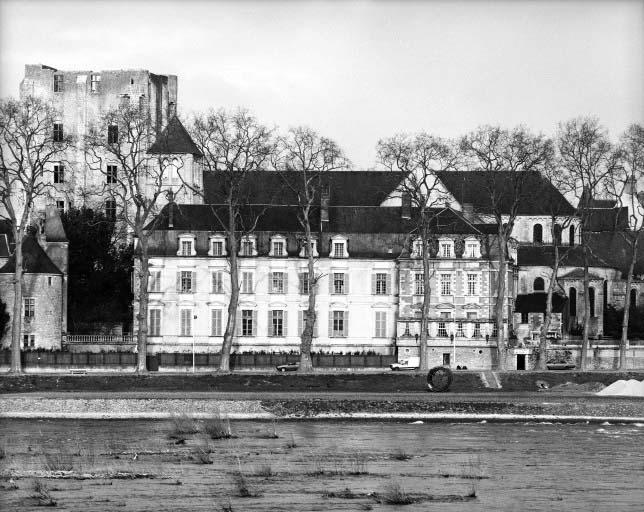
[3,369,644,393]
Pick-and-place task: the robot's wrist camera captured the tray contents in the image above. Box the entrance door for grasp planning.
[443,353,451,367]
[516,354,526,371]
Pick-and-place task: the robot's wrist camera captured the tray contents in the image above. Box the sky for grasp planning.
[0,0,642,169]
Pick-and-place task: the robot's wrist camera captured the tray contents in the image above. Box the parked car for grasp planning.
[276,362,299,372]
[390,357,420,371]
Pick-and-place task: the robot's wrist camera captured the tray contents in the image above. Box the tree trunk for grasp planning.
[538,235,560,371]
[220,205,238,372]
[10,227,23,373]
[495,234,507,370]
[620,239,638,370]
[135,238,150,373]
[580,243,590,371]
[299,221,316,372]
[419,237,431,371]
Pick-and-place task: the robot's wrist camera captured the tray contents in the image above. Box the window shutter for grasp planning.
[283,311,288,336]
[176,272,181,292]
[298,311,303,336]
[386,274,392,295]
[374,311,379,337]
[236,309,242,337]
[345,274,350,295]
[344,311,349,337]
[371,274,377,295]
[267,310,272,336]
[192,271,197,293]
[252,311,258,336]
[329,273,334,294]
[328,311,334,338]
[268,273,273,293]
[283,274,288,294]
[299,273,304,294]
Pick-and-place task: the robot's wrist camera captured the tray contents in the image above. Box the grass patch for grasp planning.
[323,487,358,499]
[285,434,297,449]
[192,444,213,465]
[259,421,279,439]
[232,471,261,498]
[204,414,235,440]
[348,454,369,475]
[32,480,57,507]
[391,448,412,461]
[43,452,73,472]
[169,414,199,439]
[375,483,415,505]
[251,464,274,477]
[220,501,234,512]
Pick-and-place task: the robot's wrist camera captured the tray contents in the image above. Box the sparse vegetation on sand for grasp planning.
[32,480,57,507]
[204,414,235,440]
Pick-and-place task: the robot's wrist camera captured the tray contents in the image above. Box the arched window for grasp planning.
[569,225,575,246]
[533,277,545,291]
[533,224,543,243]
[589,287,596,318]
[630,289,638,309]
[554,224,562,246]
[569,287,577,316]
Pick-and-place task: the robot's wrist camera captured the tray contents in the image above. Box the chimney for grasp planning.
[461,203,475,221]
[320,184,330,231]
[167,190,175,229]
[169,101,176,119]
[401,193,411,220]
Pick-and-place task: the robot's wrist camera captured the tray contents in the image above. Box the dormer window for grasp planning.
[269,235,287,257]
[464,239,481,258]
[330,236,348,258]
[177,234,196,257]
[239,235,257,257]
[439,240,454,258]
[299,238,319,258]
[208,235,227,257]
[411,238,423,258]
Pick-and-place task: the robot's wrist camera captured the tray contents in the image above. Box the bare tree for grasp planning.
[460,126,554,370]
[84,104,184,372]
[275,127,347,372]
[377,133,459,371]
[606,124,644,369]
[0,96,73,372]
[557,117,619,370]
[189,109,275,372]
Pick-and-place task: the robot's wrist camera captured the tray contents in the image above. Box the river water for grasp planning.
[1,418,643,511]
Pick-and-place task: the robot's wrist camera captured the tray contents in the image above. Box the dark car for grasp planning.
[276,362,299,372]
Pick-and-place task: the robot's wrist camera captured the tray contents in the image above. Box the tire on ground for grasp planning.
[427,366,453,392]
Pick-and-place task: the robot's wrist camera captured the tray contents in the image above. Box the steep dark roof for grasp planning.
[436,171,576,216]
[148,117,202,156]
[203,171,403,206]
[0,235,62,275]
[559,269,604,280]
[588,198,617,208]
[584,207,629,232]
[515,293,567,313]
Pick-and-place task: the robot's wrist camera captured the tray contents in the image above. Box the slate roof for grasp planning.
[203,170,403,206]
[584,207,629,232]
[515,293,567,313]
[559,269,604,280]
[148,117,203,156]
[0,235,62,275]
[435,170,576,216]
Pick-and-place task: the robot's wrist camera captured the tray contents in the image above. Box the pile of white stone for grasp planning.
[596,379,644,397]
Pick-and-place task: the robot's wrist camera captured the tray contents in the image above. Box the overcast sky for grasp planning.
[0,0,642,168]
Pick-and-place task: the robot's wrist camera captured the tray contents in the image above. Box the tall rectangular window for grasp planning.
[180,240,193,256]
[440,242,453,258]
[456,321,465,337]
[212,271,223,293]
[242,310,254,336]
[270,310,284,337]
[180,270,193,293]
[333,242,344,258]
[211,309,222,336]
[211,240,223,256]
[105,200,116,221]
[333,273,345,294]
[23,334,35,348]
[299,272,310,294]
[53,74,63,92]
[107,125,119,144]
[53,123,64,142]
[149,270,161,292]
[106,165,118,184]
[23,298,35,319]
[56,200,65,212]
[375,273,388,295]
[273,241,285,256]
[90,73,101,92]
[53,164,64,184]
[148,309,161,336]
[438,312,451,337]
[467,274,477,296]
[466,242,479,258]
[180,309,192,336]
[241,240,254,256]
[375,311,387,338]
[415,273,424,295]
[271,272,285,293]
[332,311,346,337]
[241,272,253,293]
[440,274,451,296]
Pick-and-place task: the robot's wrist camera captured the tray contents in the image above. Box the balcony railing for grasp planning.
[65,334,134,345]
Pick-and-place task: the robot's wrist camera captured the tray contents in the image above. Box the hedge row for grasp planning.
[0,351,396,368]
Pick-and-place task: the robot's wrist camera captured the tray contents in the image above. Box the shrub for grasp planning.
[376,483,414,505]
[32,480,57,507]
[169,414,199,439]
[204,414,234,440]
